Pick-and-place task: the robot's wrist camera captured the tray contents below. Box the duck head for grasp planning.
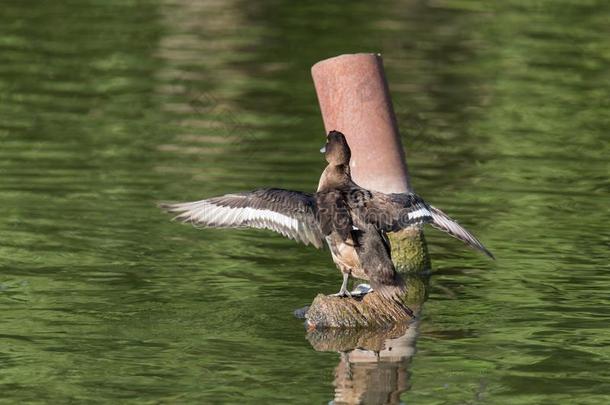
[320,130,351,166]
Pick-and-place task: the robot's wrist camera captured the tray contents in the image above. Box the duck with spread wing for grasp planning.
[161,131,494,297]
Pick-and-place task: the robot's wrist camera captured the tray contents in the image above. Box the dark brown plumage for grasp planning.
[352,223,409,310]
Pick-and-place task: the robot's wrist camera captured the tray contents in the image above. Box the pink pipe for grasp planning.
[312,53,411,194]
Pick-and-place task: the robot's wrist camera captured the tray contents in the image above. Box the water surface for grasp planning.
[1,0,609,403]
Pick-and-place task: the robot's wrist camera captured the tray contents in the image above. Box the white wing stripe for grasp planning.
[171,201,300,232]
[408,207,431,220]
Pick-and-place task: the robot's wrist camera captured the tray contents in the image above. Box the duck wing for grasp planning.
[348,190,494,259]
[347,190,433,231]
[160,188,325,248]
[427,205,495,259]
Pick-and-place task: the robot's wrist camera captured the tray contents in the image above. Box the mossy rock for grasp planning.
[305,292,418,329]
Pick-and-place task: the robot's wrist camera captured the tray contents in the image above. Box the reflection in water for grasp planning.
[155,0,263,164]
[308,321,418,405]
[305,273,429,404]
[1,0,608,403]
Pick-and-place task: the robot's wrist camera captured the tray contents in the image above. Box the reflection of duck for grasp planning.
[161,130,493,296]
[307,319,419,405]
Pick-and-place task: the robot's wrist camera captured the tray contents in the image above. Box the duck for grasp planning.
[161,130,494,297]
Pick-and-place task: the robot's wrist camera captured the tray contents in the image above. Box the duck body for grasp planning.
[312,160,428,295]
[161,131,493,297]
[315,165,366,295]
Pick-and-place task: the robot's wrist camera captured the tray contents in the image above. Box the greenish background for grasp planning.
[1,0,608,403]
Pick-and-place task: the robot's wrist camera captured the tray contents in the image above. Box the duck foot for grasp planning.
[331,289,352,298]
[331,273,352,297]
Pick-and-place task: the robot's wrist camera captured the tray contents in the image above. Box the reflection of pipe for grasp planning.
[307,320,419,405]
[335,325,418,405]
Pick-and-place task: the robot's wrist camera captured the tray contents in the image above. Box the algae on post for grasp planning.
[388,227,431,274]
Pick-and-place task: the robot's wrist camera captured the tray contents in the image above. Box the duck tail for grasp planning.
[369,275,414,317]
[374,282,406,302]
[428,205,495,259]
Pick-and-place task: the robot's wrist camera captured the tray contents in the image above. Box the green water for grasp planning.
[1,0,609,403]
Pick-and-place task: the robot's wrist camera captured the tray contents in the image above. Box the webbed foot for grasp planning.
[331,287,352,298]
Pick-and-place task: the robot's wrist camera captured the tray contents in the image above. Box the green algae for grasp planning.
[388,228,431,274]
